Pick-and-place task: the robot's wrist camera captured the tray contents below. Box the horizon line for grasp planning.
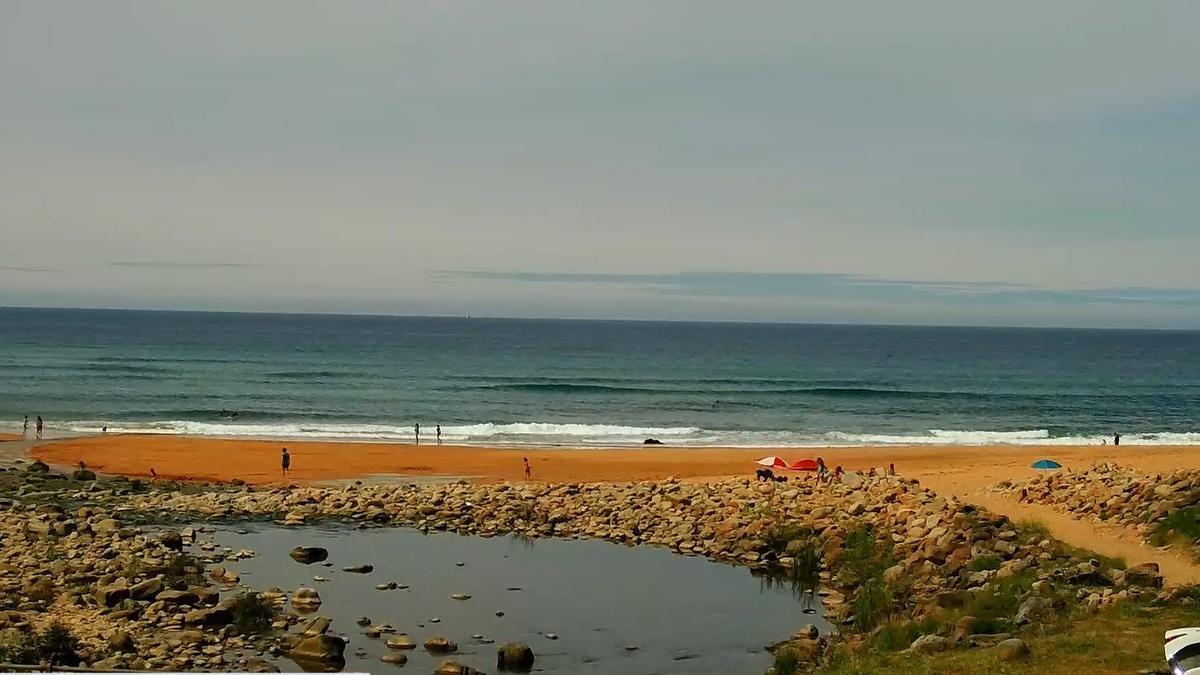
[1,303,1197,334]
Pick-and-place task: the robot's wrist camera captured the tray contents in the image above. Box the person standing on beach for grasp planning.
[436,425,442,446]
[414,423,420,446]
[1114,432,1121,446]
[35,416,43,439]
[22,416,28,438]
[281,447,291,477]
[816,457,828,482]
[523,457,532,480]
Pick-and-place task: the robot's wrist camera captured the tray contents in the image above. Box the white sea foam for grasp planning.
[5,420,1200,447]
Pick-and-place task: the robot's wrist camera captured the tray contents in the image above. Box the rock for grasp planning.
[424,637,458,653]
[387,635,416,650]
[291,587,322,611]
[26,460,49,473]
[1125,562,1164,589]
[496,642,535,671]
[792,624,820,640]
[910,634,949,654]
[342,564,374,574]
[996,638,1031,661]
[93,518,123,536]
[302,616,332,636]
[357,616,372,627]
[434,661,484,675]
[289,546,329,564]
[1014,596,1054,627]
[72,468,97,481]
[158,590,200,606]
[184,605,234,626]
[109,631,136,653]
[95,583,130,608]
[643,438,663,445]
[159,530,184,550]
[289,634,347,664]
[129,576,164,601]
[451,593,471,601]
[246,657,280,672]
[381,653,408,666]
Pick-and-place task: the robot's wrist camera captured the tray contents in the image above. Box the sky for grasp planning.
[1,1,1198,328]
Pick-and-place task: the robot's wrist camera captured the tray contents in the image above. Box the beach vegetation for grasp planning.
[1015,517,1051,542]
[229,592,279,635]
[772,646,801,675]
[869,617,941,653]
[962,571,1034,623]
[841,523,894,587]
[162,552,205,586]
[0,623,82,666]
[851,577,894,632]
[1149,505,1200,554]
[965,554,1002,572]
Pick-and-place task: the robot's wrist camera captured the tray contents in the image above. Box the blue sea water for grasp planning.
[1,307,1198,446]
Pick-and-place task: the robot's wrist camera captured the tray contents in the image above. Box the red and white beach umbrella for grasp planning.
[755,456,789,468]
[788,458,820,472]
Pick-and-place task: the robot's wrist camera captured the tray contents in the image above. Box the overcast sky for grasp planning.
[2,1,1198,328]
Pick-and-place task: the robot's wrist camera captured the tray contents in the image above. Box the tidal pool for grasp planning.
[193,525,827,674]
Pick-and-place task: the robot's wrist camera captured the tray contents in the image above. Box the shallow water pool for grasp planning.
[195,525,826,674]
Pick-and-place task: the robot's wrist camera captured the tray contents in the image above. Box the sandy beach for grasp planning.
[29,433,1200,489]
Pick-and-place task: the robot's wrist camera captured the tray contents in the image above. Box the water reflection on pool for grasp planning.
[194,525,828,674]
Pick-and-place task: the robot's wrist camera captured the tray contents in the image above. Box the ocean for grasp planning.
[1,307,1198,447]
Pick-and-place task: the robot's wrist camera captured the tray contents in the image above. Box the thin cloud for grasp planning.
[0,265,60,273]
[110,262,263,269]
[446,270,1200,307]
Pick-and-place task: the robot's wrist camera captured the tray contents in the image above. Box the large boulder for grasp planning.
[910,634,949,654]
[71,468,97,481]
[130,577,164,601]
[157,590,199,606]
[434,661,484,675]
[26,460,49,473]
[496,642,534,671]
[291,587,322,611]
[95,583,130,608]
[996,638,1031,661]
[1125,562,1164,589]
[93,518,123,536]
[289,634,347,665]
[289,547,329,564]
[424,636,458,653]
[184,605,234,626]
[159,530,184,550]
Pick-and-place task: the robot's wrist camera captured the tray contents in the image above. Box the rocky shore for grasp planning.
[0,458,1181,673]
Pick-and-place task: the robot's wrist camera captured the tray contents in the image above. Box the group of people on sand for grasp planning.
[21,415,44,439]
[411,423,444,446]
[757,457,896,484]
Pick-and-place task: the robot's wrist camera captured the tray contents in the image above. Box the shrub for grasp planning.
[871,617,940,653]
[1016,518,1051,541]
[963,572,1033,622]
[841,523,894,587]
[163,553,204,586]
[1150,506,1200,550]
[773,647,801,675]
[1,623,82,666]
[966,554,1002,572]
[229,592,279,635]
[852,577,893,632]
[763,522,815,555]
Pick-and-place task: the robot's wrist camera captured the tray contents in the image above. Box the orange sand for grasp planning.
[31,435,1200,584]
[30,434,1200,488]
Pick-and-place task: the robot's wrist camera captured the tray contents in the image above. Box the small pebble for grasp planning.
[545,633,558,640]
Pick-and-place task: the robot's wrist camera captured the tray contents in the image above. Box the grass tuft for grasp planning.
[229,592,279,635]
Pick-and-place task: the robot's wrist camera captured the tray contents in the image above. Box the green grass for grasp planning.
[870,617,941,653]
[162,552,205,586]
[0,623,82,667]
[762,522,816,555]
[841,523,894,587]
[851,578,895,632]
[1149,505,1200,553]
[966,554,1003,572]
[1015,518,1052,542]
[820,602,1200,675]
[773,647,801,675]
[962,572,1035,622]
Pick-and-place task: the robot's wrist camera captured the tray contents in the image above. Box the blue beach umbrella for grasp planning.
[1031,459,1062,470]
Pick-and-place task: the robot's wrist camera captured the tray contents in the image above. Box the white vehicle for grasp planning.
[1165,628,1200,675]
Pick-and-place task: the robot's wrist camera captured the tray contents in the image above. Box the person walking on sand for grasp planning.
[35,416,43,439]
[523,457,532,480]
[281,447,291,477]
[414,423,421,446]
[436,425,442,446]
